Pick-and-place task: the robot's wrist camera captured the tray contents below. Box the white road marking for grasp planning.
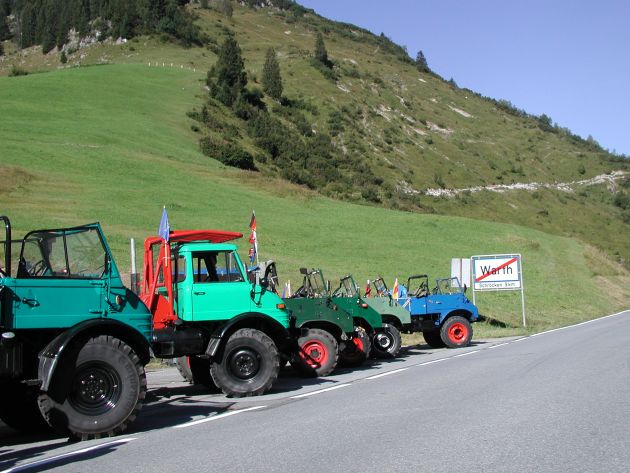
[290,383,351,399]
[366,368,408,379]
[173,405,267,429]
[0,438,136,473]
[418,358,448,366]
[487,342,510,349]
[453,349,480,357]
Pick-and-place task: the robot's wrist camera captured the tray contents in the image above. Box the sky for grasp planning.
[298,0,630,156]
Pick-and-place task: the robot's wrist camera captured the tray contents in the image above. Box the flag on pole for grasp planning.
[158,206,170,241]
[248,211,258,265]
[392,278,399,300]
[364,280,372,298]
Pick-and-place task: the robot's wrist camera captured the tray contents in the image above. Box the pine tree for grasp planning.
[208,35,247,107]
[262,47,282,100]
[314,31,330,67]
[0,15,9,41]
[415,50,429,72]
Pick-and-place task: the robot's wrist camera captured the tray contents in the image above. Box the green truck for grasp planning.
[281,266,368,375]
[332,275,404,359]
[0,217,153,440]
[140,230,294,397]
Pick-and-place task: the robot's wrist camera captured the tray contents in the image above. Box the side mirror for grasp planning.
[299,267,308,275]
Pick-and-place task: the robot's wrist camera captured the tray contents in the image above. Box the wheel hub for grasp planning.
[448,323,468,342]
[375,333,391,349]
[300,340,327,368]
[70,363,121,416]
[229,349,260,380]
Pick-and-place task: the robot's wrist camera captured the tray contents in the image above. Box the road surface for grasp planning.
[1,310,628,473]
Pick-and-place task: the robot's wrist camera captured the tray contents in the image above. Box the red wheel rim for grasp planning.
[448,322,469,344]
[352,336,364,353]
[300,340,328,368]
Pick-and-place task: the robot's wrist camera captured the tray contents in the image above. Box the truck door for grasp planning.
[190,250,251,322]
[11,227,107,329]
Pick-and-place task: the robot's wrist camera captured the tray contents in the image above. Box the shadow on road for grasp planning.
[0,341,486,456]
[0,438,130,472]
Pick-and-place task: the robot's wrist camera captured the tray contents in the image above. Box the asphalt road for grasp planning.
[1,310,629,473]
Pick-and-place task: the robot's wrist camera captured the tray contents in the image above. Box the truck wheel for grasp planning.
[290,328,339,377]
[210,328,279,397]
[175,356,218,390]
[175,356,194,383]
[440,316,473,348]
[339,328,371,367]
[371,323,402,358]
[423,329,445,348]
[0,381,49,433]
[38,335,146,440]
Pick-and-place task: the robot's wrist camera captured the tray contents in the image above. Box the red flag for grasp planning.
[249,211,257,245]
[364,280,372,298]
[248,211,258,264]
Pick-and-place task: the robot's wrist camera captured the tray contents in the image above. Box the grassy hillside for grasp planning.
[2,4,629,266]
[1,64,628,338]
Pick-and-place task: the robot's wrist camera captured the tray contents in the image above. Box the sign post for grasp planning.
[471,254,526,327]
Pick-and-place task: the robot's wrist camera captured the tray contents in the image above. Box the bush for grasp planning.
[9,65,28,77]
[361,186,381,203]
[613,192,630,210]
[199,137,256,171]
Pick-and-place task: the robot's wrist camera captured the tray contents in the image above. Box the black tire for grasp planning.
[175,356,217,389]
[175,356,194,383]
[210,328,279,397]
[290,328,339,377]
[440,316,473,348]
[0,380,50,433]
[423,329,446,348]
[371,323,402,359]
[38,335,146,440]
[339,327,371,367]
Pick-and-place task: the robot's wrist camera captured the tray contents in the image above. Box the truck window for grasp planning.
[18,227,107,279]
[192,251,244,283]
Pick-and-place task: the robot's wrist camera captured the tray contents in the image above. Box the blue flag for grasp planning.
[158,207,170,241]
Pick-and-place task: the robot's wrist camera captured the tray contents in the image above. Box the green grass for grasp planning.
[1,64,628,341]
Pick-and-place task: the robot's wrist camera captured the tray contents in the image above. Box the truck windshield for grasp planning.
[339,276,358,297]
[373,278,388,296]
[307,271,327,296]
[18,227,107,279]
[192,251,244,283]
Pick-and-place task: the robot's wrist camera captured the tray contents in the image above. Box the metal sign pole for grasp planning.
[520,261,526,328]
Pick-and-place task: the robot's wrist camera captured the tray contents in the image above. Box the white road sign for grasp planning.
[471,254,522,291]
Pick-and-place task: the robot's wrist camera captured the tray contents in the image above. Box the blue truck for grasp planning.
[396,275,479,348]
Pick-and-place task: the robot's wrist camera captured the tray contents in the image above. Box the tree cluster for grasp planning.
[11,0,203,52]
[198,35,382,202]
